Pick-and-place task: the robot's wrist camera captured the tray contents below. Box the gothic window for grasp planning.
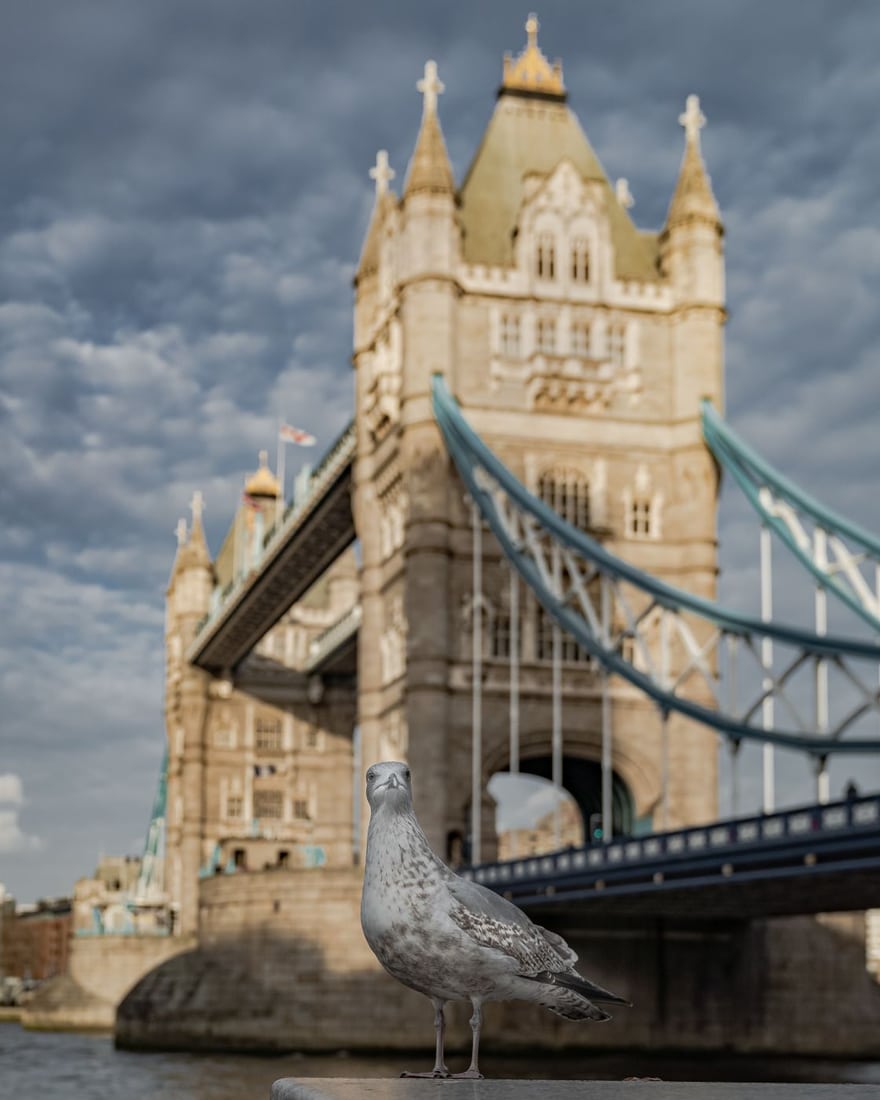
[536,606,590,663]
[490,611,522,660]
[214,726,236,749]
[535,233,556,279]
[571,238,590,283]
[536,318,556,354]
[624,464,661,540]
[630,498,653,537]
[254,790,283,820]
[226,795,243,819]
[571,320,591,358]
[538,468,591,530]
[293,798,310,820]
[255,716,282,752]
[500,314,521,357]
[608,323,626,368]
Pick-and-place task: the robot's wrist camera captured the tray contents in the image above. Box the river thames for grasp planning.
[3,1024,880,1099]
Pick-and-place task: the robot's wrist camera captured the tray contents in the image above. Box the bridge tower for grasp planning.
[164,462,359,936]
[353,18,726,859]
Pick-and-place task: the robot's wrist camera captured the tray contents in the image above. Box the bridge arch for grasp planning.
[494,755,636,839]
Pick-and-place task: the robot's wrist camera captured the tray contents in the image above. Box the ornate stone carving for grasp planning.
[526,354,641,412]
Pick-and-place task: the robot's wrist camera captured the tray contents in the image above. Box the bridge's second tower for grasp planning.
[353,19,726,858]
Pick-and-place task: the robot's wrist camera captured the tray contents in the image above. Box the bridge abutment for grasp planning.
[116,869,880,1057]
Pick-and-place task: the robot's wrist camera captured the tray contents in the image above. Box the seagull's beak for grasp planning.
[380,774,402,791]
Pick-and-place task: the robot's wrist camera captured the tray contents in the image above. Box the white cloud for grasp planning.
[0,776,41,854]
[0,774,24,805]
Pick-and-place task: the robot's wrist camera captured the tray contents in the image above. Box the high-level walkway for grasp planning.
[188,423,356,674]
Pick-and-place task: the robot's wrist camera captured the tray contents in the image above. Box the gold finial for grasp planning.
[502,12,565,98]
[175,517,188,547]
[190,490,204,524]
[245,450,280,499]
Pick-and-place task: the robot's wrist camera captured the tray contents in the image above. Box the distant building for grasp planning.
[72,855,155,936]
[498,798,584,860]
[1,897,71,981]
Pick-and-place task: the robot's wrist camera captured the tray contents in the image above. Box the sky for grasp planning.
[1,0,880,902]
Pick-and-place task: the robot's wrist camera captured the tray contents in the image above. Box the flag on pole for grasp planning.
[279,423,316,446]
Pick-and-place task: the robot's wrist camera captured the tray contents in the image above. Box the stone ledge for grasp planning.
[271,1080,880,1100]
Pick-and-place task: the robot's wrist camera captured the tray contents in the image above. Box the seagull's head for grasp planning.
[365,760,413,812]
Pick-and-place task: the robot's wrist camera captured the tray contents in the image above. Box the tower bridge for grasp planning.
[118,18,880,1056]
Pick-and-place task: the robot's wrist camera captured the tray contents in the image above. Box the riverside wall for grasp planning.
[116,867,880,1057]
[21,932,193,1031]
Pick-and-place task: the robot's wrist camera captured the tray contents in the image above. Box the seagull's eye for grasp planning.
[367,770,375,782]
[404,769,411,781]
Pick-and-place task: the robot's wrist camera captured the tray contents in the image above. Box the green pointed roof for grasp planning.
[458,94,660,281]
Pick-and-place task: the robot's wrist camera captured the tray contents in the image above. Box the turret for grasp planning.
[354,150,398,355]
[660,94,726,415]
[166,491,214,650]
[660,94,724,308]
[398,60,459,402]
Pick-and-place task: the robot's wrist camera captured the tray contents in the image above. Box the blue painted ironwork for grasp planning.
[432,374,880,755]
[133,749,167,903]
[702,400,880,631]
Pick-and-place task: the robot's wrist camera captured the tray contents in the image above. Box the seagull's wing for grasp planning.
[446,874,629,1006]
[446,875,575,971]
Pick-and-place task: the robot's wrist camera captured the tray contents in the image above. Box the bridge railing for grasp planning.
[462,792,880,897]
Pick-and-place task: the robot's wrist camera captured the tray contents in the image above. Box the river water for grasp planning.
[3,1023,880,1100]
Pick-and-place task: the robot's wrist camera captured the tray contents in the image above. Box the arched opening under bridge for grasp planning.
[489,756,636,857]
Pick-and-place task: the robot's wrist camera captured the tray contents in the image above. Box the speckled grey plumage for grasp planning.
[359,761,628,1077]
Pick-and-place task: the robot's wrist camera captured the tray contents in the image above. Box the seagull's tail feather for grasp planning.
[526,969,632,1008]
[538,987,611,1022]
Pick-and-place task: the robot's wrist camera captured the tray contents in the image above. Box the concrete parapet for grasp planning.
[271,1081,880,1100]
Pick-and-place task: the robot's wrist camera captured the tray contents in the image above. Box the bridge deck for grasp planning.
[464,795,880,922]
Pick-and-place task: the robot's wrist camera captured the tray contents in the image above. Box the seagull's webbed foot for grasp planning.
[449,1068,483,1080]
[400,1069,450,1078]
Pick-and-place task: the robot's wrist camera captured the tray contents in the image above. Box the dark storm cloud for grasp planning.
[1,0,879,898]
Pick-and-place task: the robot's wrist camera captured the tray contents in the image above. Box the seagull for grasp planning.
[360,760,630,1079]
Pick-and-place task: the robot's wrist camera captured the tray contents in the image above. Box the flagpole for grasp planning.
[276,420,285,524]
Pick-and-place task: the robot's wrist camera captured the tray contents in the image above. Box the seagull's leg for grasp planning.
[449,997,484,1079]
[400,997,450,1078]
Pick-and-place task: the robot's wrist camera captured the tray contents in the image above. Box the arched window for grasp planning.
[535,233,556,279]
[571,238,590,283]
[538,468,591,530]
[571,320,591,357]
[536,317,556,354]
[608,322,626,368]
[500,313,520,357]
